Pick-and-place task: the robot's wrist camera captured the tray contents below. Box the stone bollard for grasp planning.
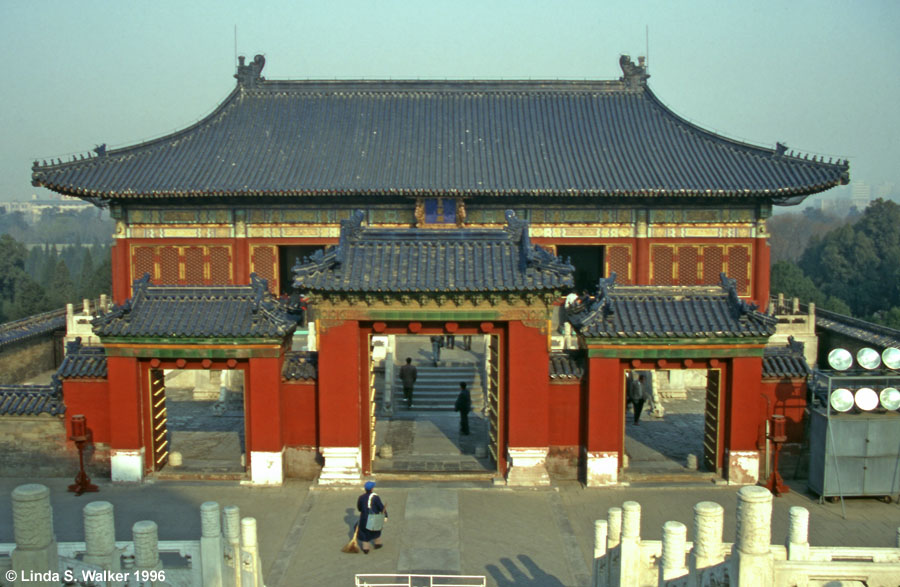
[83,501,120,571]
[606,507,623,587]
[11,484,59,587]
[686,454,698,471]
[689,501,724,585]
[659,521,688,585]
[592,519,609,587]
[732,486,775,586]
[240,517,263,587]
[786,506,810,561]
[223,506,242,587]
[618,502,642,586]
[380,444,394,459]
[200,502,224,587]
[896,527,900,549]
[133,520,163,586]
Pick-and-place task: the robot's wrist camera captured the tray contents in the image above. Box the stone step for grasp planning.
[385,364,484,411]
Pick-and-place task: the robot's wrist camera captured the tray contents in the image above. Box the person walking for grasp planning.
[454,381,472,435]
[356,481,387,553]
[398,357,417,409]
[630,373,653,425]
[430,335,443,366]
[445,334,455,349]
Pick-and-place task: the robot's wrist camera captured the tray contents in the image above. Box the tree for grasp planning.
[78,248,95,300]
[799,199,900,318]
[769,260,851,314]
[47,259,76,308]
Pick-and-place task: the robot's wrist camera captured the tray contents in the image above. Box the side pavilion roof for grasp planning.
[32,55,848,204]
[570,274,777,340]
[292,210,574,294]
[92,275,296,340]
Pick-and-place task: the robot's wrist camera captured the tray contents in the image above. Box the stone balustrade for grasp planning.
[592,485,900,586]
[0,483,264,587]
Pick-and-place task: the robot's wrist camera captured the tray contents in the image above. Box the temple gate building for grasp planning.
[31,55,849,486]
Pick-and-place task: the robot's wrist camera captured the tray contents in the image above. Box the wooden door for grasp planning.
[148,369,169,471]
[487,334,502,469]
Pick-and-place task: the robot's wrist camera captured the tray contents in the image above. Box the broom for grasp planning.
[341,522,361,553]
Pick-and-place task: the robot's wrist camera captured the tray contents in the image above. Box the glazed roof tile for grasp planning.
[550,352,584,380]
[93,275,296,339]
[572,274,776,339]
[814,307,900,350]
[0,309,66,349]
[763,339,810,379]
[282,351,318,381]
[0,384,65,416]
[32,57,848,203]
[293,210,574,294]
[57,340,108,379]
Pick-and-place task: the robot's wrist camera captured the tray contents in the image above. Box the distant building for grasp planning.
[0,194,94,223]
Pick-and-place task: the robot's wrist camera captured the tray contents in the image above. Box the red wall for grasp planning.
[725,356,764,452]
[506,321,550,447]
[585,357,624,453]
[281,381,318,447]
[317,320,361,447]
[62,380,111,444]
[246,356,284,453]
[759,379,807,445]
[548,381,582,447]
[106,356,142,449]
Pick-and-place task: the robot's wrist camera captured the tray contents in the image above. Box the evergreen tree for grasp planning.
[8,276,52,320]
[79,248,95,300]
[47,259,76,307]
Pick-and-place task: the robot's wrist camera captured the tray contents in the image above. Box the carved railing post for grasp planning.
[732,486,775,586]
[133,520,163,585]
[618,501,642,585]
[240,517,262,587]
[606,507,623,587]
[11,484,59,587]
[200,501,224,587]
[223,505,241,587]
[787,506,810,561]
[83,501,119,571]
[659,521,688,585]
[689,500,724,585]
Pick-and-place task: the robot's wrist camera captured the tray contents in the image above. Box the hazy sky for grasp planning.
[2,0,897,204]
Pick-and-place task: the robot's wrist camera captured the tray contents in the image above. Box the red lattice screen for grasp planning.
[606,245,633,284]
[183,247,205,285]
[650,246,674,286]
[132,247,155,283]
[250,245,278,293]
[677,246,700,286]
[702,246,725,285]
[158,247,180,284]
[209,246,232,285]
[727,245,751,296]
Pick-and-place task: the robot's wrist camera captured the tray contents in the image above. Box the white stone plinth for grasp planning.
[585,451,619,486]
[318,447,362,485]
[727,450,760,485]
[247,450,284,485]
[506,447,551,486]
[111,448,144,483]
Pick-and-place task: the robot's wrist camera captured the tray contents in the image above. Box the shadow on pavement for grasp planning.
[486,555,566,586]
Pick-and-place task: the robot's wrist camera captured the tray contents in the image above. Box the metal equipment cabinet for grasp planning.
[808,407,900,500]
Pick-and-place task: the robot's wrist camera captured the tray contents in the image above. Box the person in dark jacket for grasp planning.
[454,381,472,435]
[356,481,387,553]
[630,373,653,425]
[398,357,417,409]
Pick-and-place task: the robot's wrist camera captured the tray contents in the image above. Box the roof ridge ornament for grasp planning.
[235,54,266,88]
[619,55,649,88]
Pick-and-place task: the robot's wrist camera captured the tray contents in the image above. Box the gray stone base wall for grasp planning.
[0,417,110,478]
[284,446,322,479]
[0,337,59,384]
[547,446,580,480]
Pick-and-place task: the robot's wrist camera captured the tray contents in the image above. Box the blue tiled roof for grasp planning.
[0,309,66,349]
[32,58,848,203]
[292,210,574,294]
[0,384,65,416]
[282,351,317,381]
[763,345,810,379]
[93,275,297,339]
[550,352,584,381]
[57,339,108,379]
[572,274,777,339]
[813,307,900,350]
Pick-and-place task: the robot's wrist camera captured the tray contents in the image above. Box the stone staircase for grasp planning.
[390,362,484,411]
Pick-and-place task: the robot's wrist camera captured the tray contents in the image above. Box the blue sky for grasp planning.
[1,0,897,203]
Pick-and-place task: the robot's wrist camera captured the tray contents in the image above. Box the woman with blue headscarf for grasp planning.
[356,480,388,553]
